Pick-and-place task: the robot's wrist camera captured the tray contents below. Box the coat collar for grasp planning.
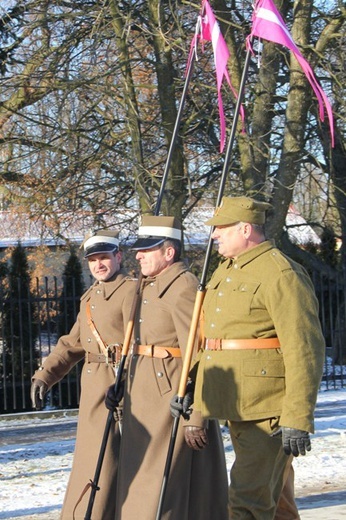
[223,240,276,270]
[231,239,276,269]
[81,268,130,301]
[141,261,188,297]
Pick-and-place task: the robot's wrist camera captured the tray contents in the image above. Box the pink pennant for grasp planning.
[188,0,244,152]
[247,0,334,146]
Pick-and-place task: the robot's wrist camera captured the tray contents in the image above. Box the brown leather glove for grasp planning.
[184,426,208,451]
[30,379,48,410]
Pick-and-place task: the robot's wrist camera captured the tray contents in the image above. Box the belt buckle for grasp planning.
[106,344,122,367]
[206,338,221,350]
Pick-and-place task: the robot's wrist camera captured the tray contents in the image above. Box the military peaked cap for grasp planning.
[83,229,120,258]
[205,196,272,226]
[131,215,182,250]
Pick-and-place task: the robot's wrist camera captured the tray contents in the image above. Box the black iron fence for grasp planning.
[0,273,345,414]
[0,276,86,413]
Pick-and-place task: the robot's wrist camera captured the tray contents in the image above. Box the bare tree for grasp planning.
[0,0,344,270]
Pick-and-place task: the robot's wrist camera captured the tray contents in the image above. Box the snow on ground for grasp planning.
[0,385,346,519]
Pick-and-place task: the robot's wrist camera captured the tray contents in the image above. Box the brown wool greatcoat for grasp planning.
[115,261,229,520]
[32,270,136,520]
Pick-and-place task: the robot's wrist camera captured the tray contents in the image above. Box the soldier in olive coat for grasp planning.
[31,230,136,520]
[106,216,228,520]
[188,197,325,519]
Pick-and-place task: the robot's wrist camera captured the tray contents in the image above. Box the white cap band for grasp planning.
[83,235,119,251]
[138,225,181,241]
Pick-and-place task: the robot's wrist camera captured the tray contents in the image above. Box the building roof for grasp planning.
[0,204,321,250]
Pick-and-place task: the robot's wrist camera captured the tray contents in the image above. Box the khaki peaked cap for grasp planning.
[205,196,272,226]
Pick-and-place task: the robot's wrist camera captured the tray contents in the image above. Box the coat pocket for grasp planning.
[153,358,172,395]
[227,281,261,317]
[241,357,285,416]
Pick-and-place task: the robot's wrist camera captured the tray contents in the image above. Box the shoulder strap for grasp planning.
[85,299,109,357]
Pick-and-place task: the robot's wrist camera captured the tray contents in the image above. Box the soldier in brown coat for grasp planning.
[31,230,136,520]
[185,196,325,519]
[106,216,228,520]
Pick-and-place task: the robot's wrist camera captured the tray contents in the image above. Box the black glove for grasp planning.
[170,380,194,420]
[184,426,209,451]
[105,380,125,411]
[30,379,48,410]
[273,426,311,456]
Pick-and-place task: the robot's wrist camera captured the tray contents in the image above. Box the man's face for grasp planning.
[87,251,122,281]
[211,223,247,258]
[135,245,173,277]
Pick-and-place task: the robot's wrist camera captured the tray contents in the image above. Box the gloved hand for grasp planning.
[105,380,125,411]
[170,380,195,420]
[273,426,311,456]
[30,379,48,410]
[184,426,208,451]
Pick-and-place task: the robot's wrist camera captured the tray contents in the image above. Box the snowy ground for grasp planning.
[0,384,346,520]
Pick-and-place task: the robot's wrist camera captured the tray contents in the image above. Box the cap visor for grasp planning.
[205,216,239,226]
[84,244,118,258]
[131,237,166,251]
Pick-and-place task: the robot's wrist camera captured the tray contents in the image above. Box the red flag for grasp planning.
[188,0,244,152]
[247,0,334,146]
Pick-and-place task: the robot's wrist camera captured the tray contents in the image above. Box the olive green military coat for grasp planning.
[32,270,135,520]
[193,241,325,434]
[116,261,228,520]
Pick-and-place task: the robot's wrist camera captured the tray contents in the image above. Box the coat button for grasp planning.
[206,355,211,360]
[143,299,148,304]
[226,277,231,282]
[261,369,267,375]
[157,372,163,378]
[87,338,91,343]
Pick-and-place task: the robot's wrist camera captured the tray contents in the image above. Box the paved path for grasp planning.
[1,402,346,520]
[297,491,346,519]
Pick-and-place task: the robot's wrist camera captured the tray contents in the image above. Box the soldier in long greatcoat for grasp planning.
[188,196,325,519]
[106,216,228,520]
[31,230,136,520]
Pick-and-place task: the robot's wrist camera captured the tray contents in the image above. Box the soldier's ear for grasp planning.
[242,223,252,239]
[164,246,175,261]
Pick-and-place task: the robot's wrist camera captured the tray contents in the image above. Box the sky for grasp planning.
[0,383,345,520]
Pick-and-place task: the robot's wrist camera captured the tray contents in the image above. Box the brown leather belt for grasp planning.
[132,344,181,358]
[206,338,280,350]
[86,352,108,363]
[86,349,121,365]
